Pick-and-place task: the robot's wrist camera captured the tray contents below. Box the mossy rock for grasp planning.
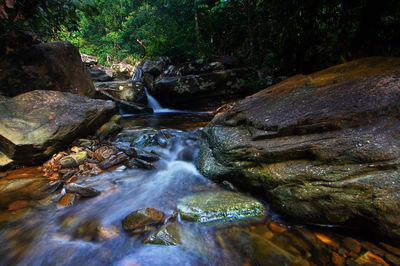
[177,191,265,223]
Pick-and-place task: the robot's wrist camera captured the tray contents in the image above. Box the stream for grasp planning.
[0,111,398,266]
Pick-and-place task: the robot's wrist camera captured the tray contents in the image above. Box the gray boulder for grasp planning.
[0,90,116,165]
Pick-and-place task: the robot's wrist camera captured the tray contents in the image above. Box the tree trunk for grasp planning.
[193,0,201,51]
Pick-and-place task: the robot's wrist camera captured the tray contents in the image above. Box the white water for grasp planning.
[144,87,184,113]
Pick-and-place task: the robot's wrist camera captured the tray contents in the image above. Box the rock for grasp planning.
[99,152,129,170]
[177,191,265,223]
[80,53,98,66]
[60,152,87,168]
[145,222,182,246]
[57,193,77,207]
[94,80,144,103]
[93,146,118,161]
[0,90,116,165]
[122,208,164,231]
[0,41,95,98]
[220,227,309,266]
[0,176,50,207]
[111,63,135,79]
[0,151,14,170]
[196,57,400,241]
[331,251,344,265]
[97,225,120,241]
[342,237,361,254]
[126,158,156,170]
[88,65,115,82]
[65,183,101,198]
[153,68,251,107]
[136,149,160,162]
[95,122,122,141]
[136,57,171,78]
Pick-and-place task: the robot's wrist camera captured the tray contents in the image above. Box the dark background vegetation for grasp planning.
[1,0,400,75]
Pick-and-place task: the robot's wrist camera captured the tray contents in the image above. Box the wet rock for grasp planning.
[65,183,100,198]
[93,146,118,162]
[355,251,389,265]
[116,128,159,148]
[122,208,165,231]
[342,237,361,254]
[97,225,120,242]
[221,180,238,192]
[177,191,265,223]
[196,57,400,241]
[8,200,30,211]
[135,149,160,162]
[331,251,343,265]
[0,90,116,165]
[0,151,14,170]
[126,158,156,170]
[0,41,95,98]
[220,227,309,266]
[145,222,182,246]
[60,152,87,168]
[57,193,77,207]
[99,152,129,170]
[95,122,122,141]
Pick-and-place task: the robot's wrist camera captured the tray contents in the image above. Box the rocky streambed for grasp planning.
[0,112,400,266]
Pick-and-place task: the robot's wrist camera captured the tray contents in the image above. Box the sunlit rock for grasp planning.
[177,191,265,223]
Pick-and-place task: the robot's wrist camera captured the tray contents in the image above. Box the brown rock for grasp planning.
[342,237,361,254]
[99,152,129,170]
[196,57,400,241]
[331,251,343,265]
[0,41,95,98]
[122,208,164,231]
[93,146,117,161]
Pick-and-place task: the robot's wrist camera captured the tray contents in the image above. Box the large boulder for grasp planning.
[196,57,400,241]
[153,68,252,107]
[0,41,95,98]
[0,90,116,165]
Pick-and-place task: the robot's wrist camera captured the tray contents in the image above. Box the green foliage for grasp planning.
[3,0,400,74]
[0,0,98,40]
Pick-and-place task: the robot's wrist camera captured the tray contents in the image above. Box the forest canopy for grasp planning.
[1,0,400,74]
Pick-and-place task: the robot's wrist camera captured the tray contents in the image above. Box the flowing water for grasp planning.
[0,113,398,266]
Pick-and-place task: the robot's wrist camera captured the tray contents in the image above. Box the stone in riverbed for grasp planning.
[177,191,265,223]
[219,227,309,266]
[122,208,165,231]
[99,152,129,170]
[65,183,100,198]
[0,90,116,165]
[145,222,182,246]
[60,151,87,168]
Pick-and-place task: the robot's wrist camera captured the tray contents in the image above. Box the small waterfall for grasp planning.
[144,87,163,112]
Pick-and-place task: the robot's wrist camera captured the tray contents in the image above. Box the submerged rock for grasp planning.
[65,183,101,198]
[0,90,116,165]
[122,208,165,231]
[145,222,182,246]
[177,191,265,223]
[196,57,400,241]
[220,227,309,266]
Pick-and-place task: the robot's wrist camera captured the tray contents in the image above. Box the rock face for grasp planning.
[0,90,116,165]
[196,57,400,241]
[153,68,251,107]
[131,56,255,109]
[177,191,265,223]
[0,41,95,98]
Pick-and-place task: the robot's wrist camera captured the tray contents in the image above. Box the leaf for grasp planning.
[0,3,8,19]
